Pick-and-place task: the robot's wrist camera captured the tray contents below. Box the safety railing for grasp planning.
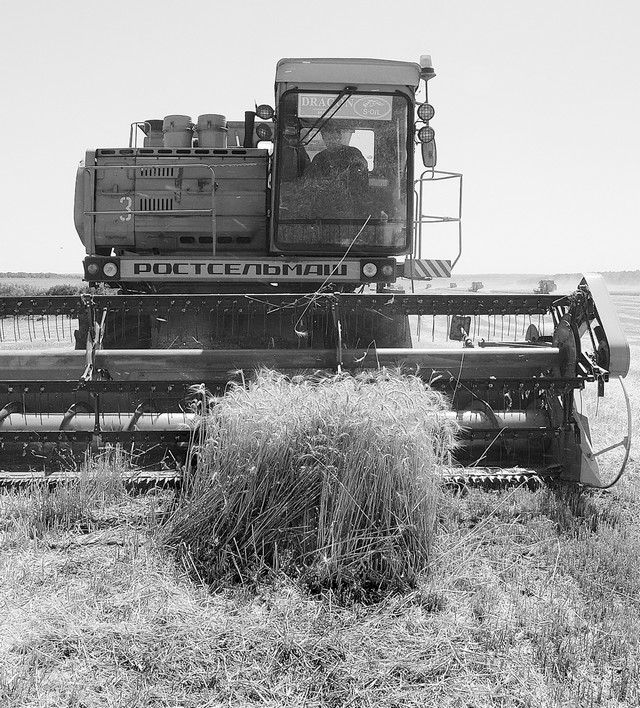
[80,163,217,254]
[413,169,463,267]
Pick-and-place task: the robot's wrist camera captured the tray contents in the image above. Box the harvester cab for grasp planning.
[0,56,631,488]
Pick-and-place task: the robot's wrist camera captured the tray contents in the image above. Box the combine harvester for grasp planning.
[535,279,557,294]
[0,56,631,487]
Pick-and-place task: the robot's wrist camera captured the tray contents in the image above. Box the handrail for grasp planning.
[413,169,463,267]
[129,122,151,148]
[82,162,217,255]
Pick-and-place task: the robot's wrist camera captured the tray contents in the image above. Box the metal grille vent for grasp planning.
[138,166,176,178]
[138,197,174,211]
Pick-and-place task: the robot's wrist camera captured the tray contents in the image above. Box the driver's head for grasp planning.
[320,124,352,148]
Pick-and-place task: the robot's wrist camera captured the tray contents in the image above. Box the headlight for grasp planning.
[255,104,274,120]
[103,262,119,278]
[417,126,435,143]
[86,262,99,276]
[417,103,435,121]
[256,123,273,141]
[362,262,378,278]
[381,264,395,277]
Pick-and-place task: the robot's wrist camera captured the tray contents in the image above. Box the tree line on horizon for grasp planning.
[0,272,83,279]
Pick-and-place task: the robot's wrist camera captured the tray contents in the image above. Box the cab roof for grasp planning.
[275,58,422,88]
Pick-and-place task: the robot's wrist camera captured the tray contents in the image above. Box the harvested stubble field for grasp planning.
[1,295,639,708]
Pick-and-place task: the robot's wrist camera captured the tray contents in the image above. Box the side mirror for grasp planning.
[422,140,437,168]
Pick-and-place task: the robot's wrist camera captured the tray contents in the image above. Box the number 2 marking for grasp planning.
[119,196,132,221]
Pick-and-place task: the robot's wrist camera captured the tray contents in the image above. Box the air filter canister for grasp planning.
[163,115,193,148]
[196,114,227,148]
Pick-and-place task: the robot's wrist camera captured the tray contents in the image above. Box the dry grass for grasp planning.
[163,369,457,601]
[429,480,640,706]
[0,463,128,541]
[4,478,640,707]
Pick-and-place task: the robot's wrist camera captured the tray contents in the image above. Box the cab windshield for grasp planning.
[273,90,412,254]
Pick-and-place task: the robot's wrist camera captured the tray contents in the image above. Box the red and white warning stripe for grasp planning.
[403,259,452,279]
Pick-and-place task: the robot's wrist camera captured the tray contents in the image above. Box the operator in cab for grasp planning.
[301,122,371,219]
[305,124,368,195]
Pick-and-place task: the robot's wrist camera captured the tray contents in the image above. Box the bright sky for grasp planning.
[1,0,638,275]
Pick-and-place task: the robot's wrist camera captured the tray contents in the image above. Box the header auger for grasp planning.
[0,56,631,488]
